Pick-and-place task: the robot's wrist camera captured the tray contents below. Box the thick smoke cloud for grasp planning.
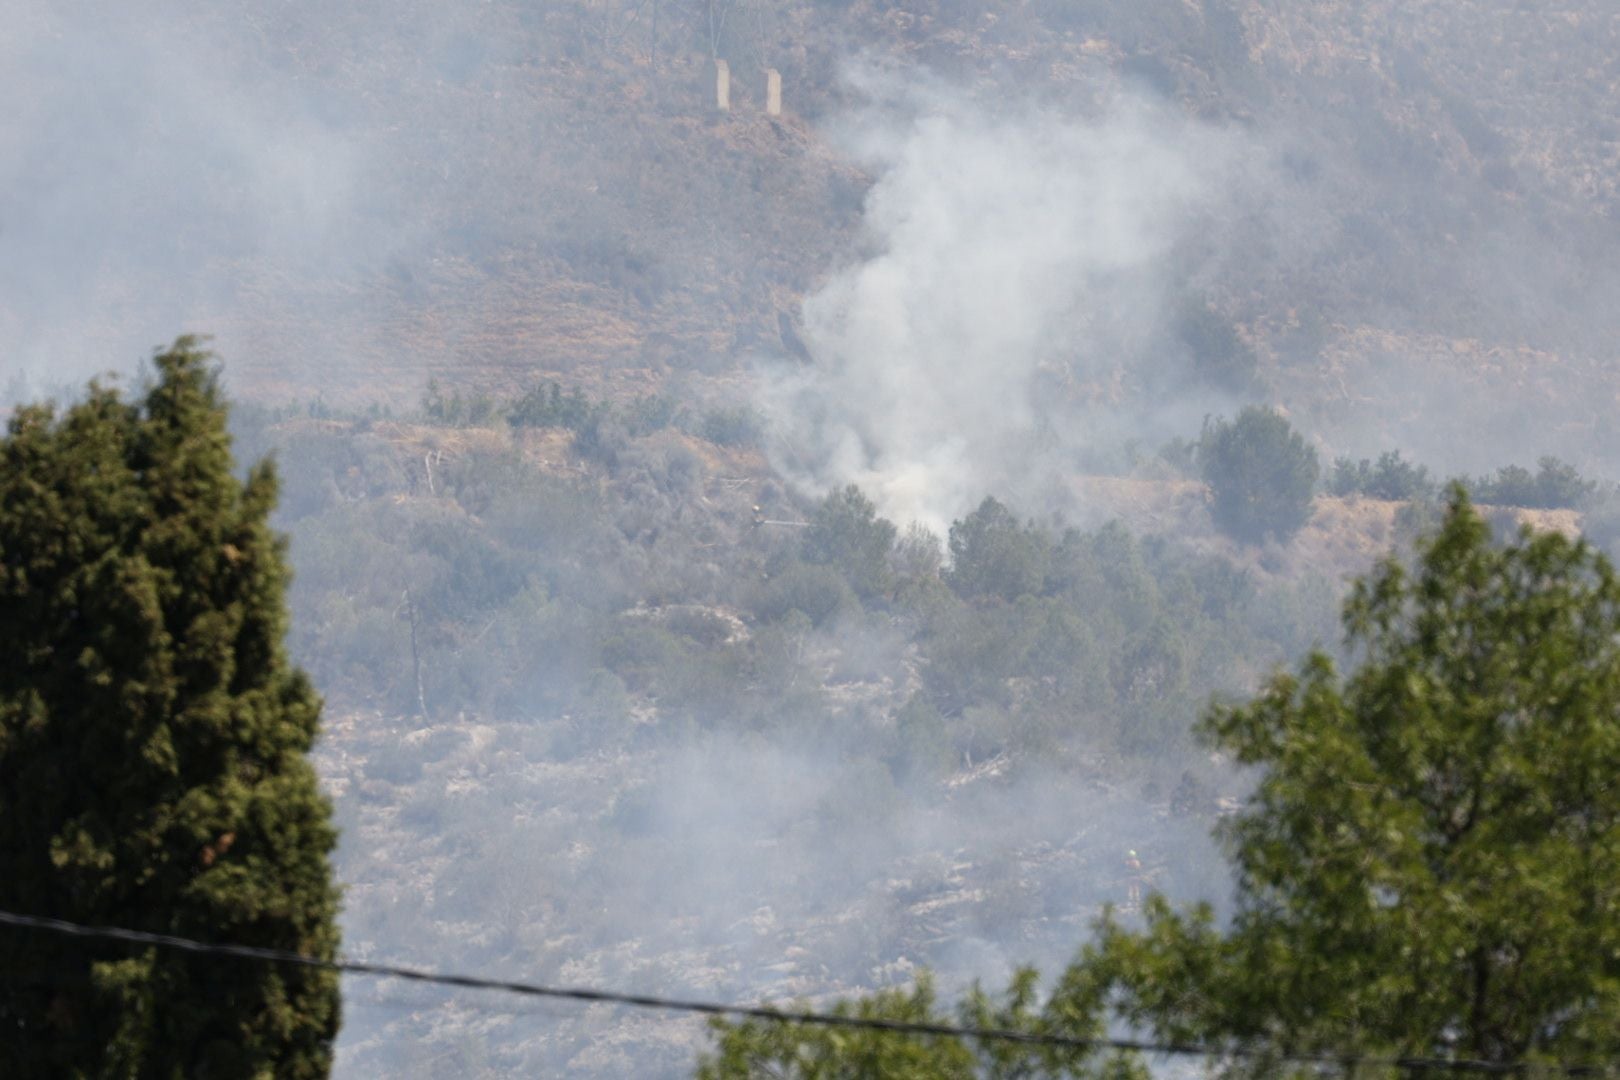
[760,68,1267,534]
[0,3,364,391]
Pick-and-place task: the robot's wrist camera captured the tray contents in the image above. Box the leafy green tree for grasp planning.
[0,339,342,1077]
[1471,456,1595,510]
[1199,407,1319,543]
[505,380,596,432]
[946,497,1050,603]
[1110,616,1191,752]
[1328,449,1433,501]
[752,561,856,627]
[802,485,897,601]
[891,522,945,596]
[1082,491,1620,1073]
[697,972,1145,1080]
[420,377,497,427]
[1528,455,1597,508]
[1327,455,1370,496]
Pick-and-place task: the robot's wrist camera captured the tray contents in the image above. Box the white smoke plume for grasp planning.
[761,67,1269,535]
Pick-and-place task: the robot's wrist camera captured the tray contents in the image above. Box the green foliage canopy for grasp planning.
[802,485,897,601]
[1088,492,1620,1071]
[1469,455,1595,510]
[1328,449,1434,501]
[505,380,597,431]
[0,340,342,1077]
[1199,407,1319,544]
[946,497,1051,603]
[696,972,1146,1080]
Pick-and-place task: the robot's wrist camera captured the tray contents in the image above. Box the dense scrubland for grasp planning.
[220,384,1614,1075]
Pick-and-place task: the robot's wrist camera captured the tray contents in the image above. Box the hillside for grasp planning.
[246,408,1297,1075]
[10,2,1620,1076]
[238,402,1593,1074]
[12,1,1620,477]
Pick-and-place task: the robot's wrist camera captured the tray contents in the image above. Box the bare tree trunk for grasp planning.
[403,588,428,720]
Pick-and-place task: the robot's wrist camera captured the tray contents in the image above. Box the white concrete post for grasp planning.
[766,68,781,116]
[715,59,730,111]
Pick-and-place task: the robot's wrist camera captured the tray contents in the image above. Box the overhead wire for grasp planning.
[0,908,1612,1076]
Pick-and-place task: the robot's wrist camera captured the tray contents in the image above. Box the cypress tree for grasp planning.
[0,339,341,1077]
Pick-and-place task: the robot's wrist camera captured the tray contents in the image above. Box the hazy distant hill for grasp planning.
[12,0,1619,450]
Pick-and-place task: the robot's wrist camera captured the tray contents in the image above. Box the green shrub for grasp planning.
[750,562,854,626]
[889,695,954,783]
[699,406,762,448]
[1199,407,1319,543]
[623,393,681,436]
[506,381,597,431]
[573,410,628,465]
[422,378,498,426]
[802,485,897,601]
[946,497,1051,602]
[1470,456,1595,509]
[1328,449,1433,501]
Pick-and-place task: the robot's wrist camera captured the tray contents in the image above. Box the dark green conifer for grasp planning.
[0,338,341,1077]
[1199,406,1319,544]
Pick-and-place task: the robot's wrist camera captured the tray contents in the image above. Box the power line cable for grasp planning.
[0,908,1611,1076]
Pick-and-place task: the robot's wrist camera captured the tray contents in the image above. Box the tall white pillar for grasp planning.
[715,59,731,111]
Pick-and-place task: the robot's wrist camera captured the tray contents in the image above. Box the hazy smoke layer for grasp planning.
[327,723,1224,1076]
[761,70,1259,534]
[0,3,364,391]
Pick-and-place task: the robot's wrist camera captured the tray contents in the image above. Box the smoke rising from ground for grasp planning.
[761,69,1269,534]
[329,719,1224,1076]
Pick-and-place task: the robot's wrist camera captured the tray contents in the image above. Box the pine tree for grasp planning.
[0,339,342,1077]
[802,485,898,601]
[1198,406,1319,544]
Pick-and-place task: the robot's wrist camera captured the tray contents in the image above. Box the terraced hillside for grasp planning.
[12,1,1620,470]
